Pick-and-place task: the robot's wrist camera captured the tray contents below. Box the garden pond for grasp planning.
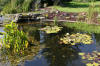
[0,22,100,66]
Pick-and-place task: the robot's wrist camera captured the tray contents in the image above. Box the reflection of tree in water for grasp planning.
[93,33,100,51]
[18,24,40,44]
[94,33,100,44]
[42,35,79,66]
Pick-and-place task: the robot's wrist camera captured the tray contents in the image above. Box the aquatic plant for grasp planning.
[79,51,100,66]
[1,21,29,53]
[60,33,93,45]
[87,0,97,24]
[0,45,40,66]
[54,16,58,26]
[0,22,41,65]
[39,26,62,34]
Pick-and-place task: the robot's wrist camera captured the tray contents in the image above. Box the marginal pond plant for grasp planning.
[1,21,29,54]
[60,33,93,45]
[0,21,41,65]
[79,51,100,66]
[87,0,97,24]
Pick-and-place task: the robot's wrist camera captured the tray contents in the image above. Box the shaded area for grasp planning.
[60,2,89,8]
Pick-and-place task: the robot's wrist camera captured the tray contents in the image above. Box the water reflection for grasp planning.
[0,22,100,66]
[18,24,40,44]
[0,23,41,66]
[41,28,93,66]
[0,46,40,66]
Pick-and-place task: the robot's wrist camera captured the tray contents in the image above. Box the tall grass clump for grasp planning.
[2,0,21,14]
[87,0,96,24]
[2,3,17,14]
[1,0,34,14]
[1,21,29,54]
[0,0,10,10]
[22,0,33,12]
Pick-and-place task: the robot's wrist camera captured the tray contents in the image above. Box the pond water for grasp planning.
[0,22,100,66]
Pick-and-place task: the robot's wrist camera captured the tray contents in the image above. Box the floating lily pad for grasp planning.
[79,51,100,66]
[60,33,93,45]
[39,26,62,34]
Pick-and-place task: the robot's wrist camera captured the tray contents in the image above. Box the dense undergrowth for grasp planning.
[0,0,34,14]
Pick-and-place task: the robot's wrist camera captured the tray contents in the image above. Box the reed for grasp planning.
[87,0,96,24]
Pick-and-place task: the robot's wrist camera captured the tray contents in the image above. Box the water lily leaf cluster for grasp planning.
[79,51,100,66]
[60,33,93,45]
[40,26,62,34]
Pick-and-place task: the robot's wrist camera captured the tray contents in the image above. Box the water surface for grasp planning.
[0,22,100,66]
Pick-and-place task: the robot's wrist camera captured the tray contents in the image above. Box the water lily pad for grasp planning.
[79,51,100,66]
[60,33,93,45]
[39,26,62,34]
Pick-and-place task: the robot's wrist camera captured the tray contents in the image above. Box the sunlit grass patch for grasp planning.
[52,1,100,13]
[63,22,100,34]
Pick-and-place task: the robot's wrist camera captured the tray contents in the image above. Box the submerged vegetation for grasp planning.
[0,45,40,66]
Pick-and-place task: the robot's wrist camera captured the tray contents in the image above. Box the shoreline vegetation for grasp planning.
[0,0,100,34]
[1,0,100,66]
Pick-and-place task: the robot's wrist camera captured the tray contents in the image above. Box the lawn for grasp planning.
[63,22,100,33]
[52,1,100,12]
